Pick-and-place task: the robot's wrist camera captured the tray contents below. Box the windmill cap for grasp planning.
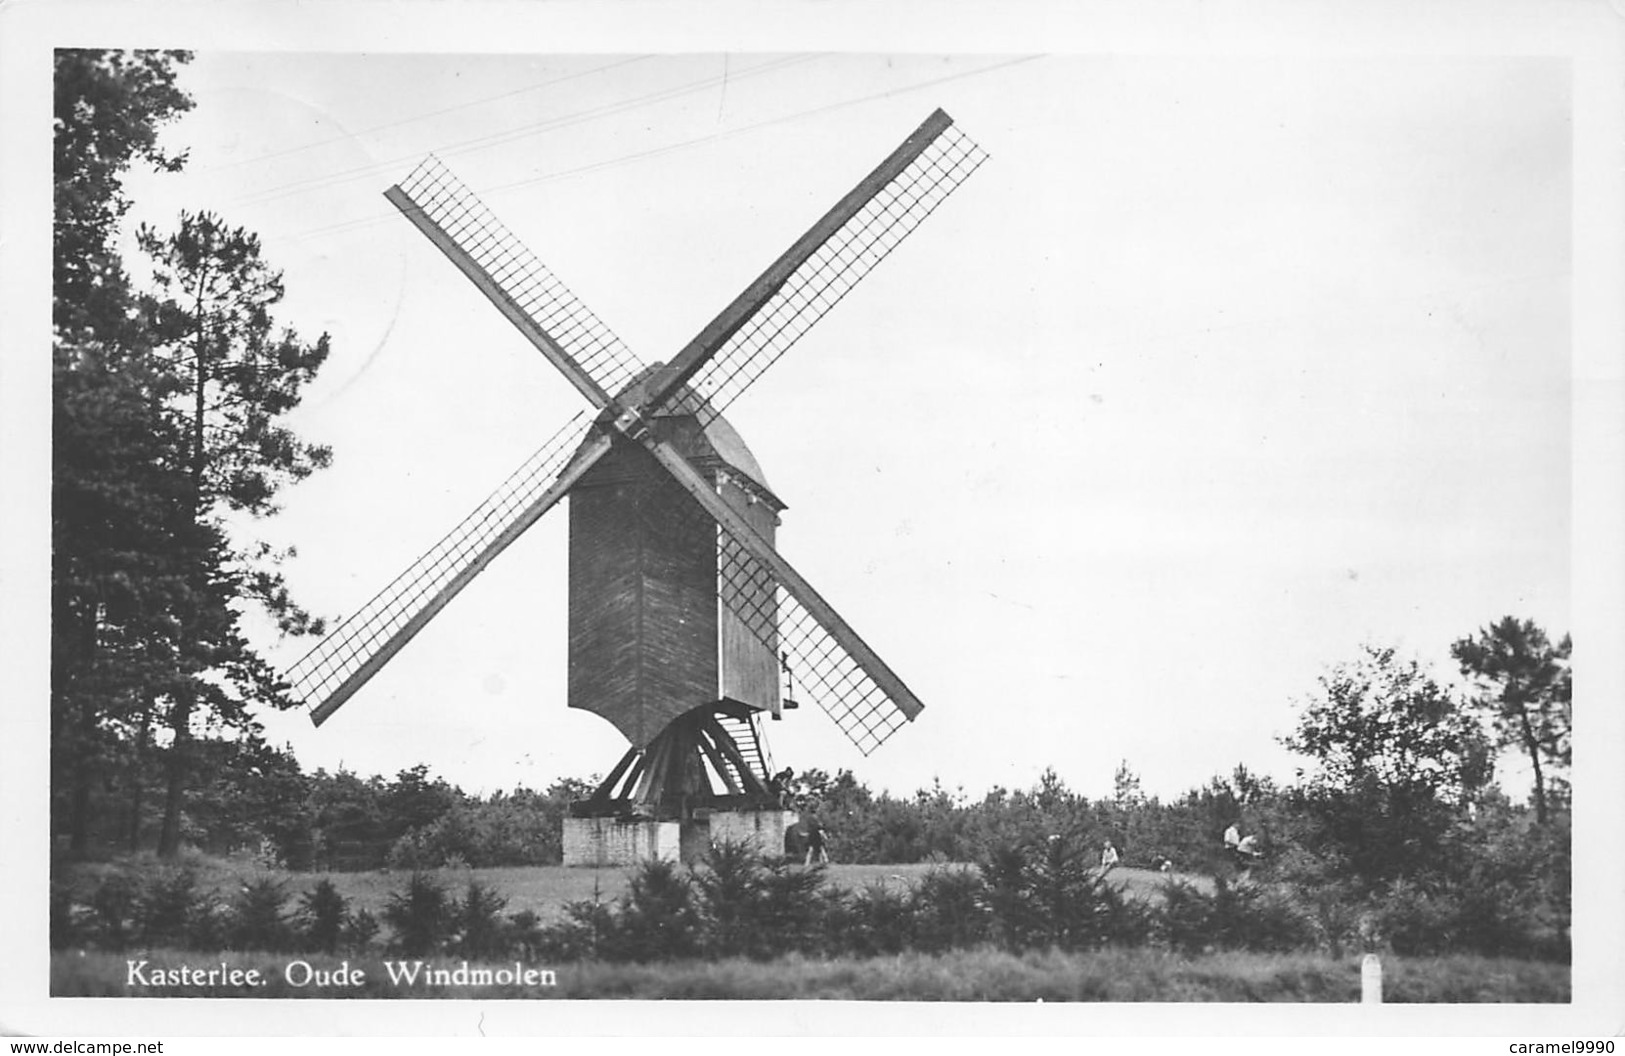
[618,363,782,505]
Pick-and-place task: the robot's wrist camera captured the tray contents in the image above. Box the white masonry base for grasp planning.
[562,817,681,868]
[706,809,799,857]
[561,809,800,867]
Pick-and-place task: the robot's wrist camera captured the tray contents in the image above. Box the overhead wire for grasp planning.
[233,55,817,209]
[204,55,655,172]
[280,54,1041,247]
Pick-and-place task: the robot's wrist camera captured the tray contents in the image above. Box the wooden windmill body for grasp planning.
[565,390,793,860]
[284,109,987,865]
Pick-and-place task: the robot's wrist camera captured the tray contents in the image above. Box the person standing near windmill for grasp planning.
[803,816,830,866]
[769,766,796,809]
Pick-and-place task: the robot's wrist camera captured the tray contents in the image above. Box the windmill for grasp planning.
[284,108,987,864]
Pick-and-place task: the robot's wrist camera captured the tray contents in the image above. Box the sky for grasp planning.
[3,0,1623,1038]
[90,49,1582,804]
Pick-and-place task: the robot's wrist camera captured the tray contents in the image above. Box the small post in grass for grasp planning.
[1361,953,1383,1004]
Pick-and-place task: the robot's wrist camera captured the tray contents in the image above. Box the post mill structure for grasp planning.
[283,108,987,865]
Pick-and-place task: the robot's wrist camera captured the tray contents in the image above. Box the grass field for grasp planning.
[53,855,1567,1001]
[53,946,1569,1001]
[60,854,1204,924]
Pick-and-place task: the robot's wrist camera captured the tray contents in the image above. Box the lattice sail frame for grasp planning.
[285,414,592,718]
[288,111,986,745]
[716,531,910,756]
[680,122,987,423]
[394,156,646,402]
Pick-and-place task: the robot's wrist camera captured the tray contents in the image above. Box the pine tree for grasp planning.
[135,211,332,856]
[1452,618,1572,824]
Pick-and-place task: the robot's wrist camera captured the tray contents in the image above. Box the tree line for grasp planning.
[58,619,1570,964]
[56,623,1571,964]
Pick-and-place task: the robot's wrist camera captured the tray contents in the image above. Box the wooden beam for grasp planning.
[702,716,768,795]
[694,723,743,796]
[616,752,649,802]
[630,734,666,807]
[590,745,642,803]
[639,109,956,413]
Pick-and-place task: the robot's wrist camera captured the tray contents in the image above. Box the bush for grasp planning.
[297,879,349,955]
[1214,878,1315,952]
[382,873,455,956]
[912,867,989,953]
[839,880,916,957]
[980,842,1033,950]
[1156,877,1216,953]
[88,871,141,948]
[382,799,566,869]
[753,858,829,957]
[1371,879,1457,956]
[614,859,700,961]
[1155,875,1313,954]
[384,831,436,872]
[342,907,380,953]
[139,868,207,948]
[541,891,618,961]
[1444,812,1570,961]
[692,839,768,960]
[451,880,509,960]
[50,880,80,950]
[506,909,547,961]
[1025,834,1117,951]
[228,878,293,952]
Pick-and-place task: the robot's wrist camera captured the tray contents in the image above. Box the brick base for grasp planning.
[707,809,799,857]
[561,817,681,868]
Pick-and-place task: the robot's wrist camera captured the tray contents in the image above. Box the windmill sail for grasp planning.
[644,435,923,755]
[717,533,916,755]
[646,109,987,422]
[288,415,610,724]
[387,156,646,408]
[293,109,982,760]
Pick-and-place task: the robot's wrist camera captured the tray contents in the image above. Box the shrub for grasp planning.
[753,858,830,957]
[1372,879,1456,956]
[342,907,380,953]
[88,871,141,949]
[840,880,916,957]
[1213,878,1315,952]
[1156,877,1216,953]
[1443,813,1571,961]
[980,842,1032,950]
[382,873,455,956]
[451,880,509,960]
[139,868,206,948]
[689,839,834,960]
[1155,875,1313,954]
[542,891,619,961]
[297,879,349,955]
[228,878,294,952]
[614,859,700,961]
[692,839,769,960]
[506,909,547,961]
[912,867,989,953]
[1026,834,1117,951]
[50,880,80,950]
[1102,888,1157,948]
